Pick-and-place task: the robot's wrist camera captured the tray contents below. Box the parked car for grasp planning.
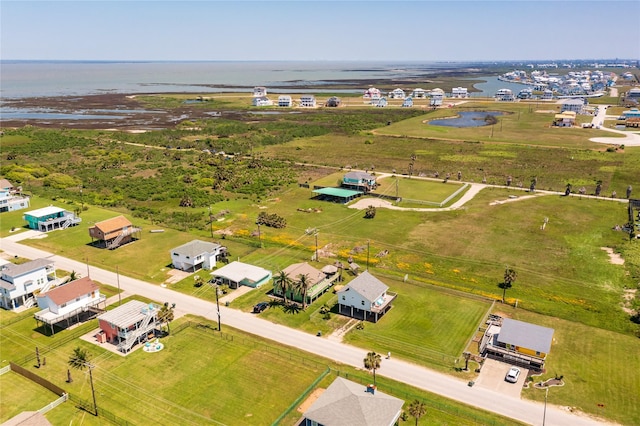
[505,366,521,383]
[253,302,269,313]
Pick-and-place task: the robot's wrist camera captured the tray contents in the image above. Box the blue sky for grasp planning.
[2,1,639,61]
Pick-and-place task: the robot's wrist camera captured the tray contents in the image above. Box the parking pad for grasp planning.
[473,358,528,398]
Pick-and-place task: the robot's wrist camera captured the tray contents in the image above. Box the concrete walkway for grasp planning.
[0,236,614,426]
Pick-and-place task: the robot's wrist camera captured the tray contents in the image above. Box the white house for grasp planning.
[0,259,58,310]
[561,98,585,114]
[374,97,388,108]
[170,240,227,272]
[542,89,554,100]
[430,91,444,107]
[337,271,396,322]
[34,276,106,334]
[495,88,515,101]
[299,95,316,107]
[402,97,414,107]
[0,189,30,213]
[411,88,428,98]
[252,96,273,107]
[253,86,267,97]
[363,87,381,99]
[451,87,469,98]
[278,95,293,107]
[388,88,406,99]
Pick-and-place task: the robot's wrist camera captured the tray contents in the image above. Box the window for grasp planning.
[361,300,365,306]
[61,303,67,308]
[342,296,345,300]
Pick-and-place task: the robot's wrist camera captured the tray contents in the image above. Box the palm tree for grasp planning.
[68,346,97,416]
[158,303,175,334]
[408,399,427,425]
[363,351,382,386]
[275,270,291,305]
[296,274,310,309]
[500,267,518,303]
[69,270,79,281]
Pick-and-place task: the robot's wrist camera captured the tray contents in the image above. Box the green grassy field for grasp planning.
[0,371,61,422]
[0,313,522,426]
[500,306,640,426]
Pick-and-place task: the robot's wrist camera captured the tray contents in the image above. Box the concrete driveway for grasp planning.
[474,359,528,399]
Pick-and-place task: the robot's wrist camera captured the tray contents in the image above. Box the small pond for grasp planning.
[429,111,505,127]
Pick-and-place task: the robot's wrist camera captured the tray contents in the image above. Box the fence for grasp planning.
[39,393,68,415]
[10,362,66,396]
[401,183,470,208]
[271,367,330,425]
[14,323,97,367]
[68,394,132,425]
[0,364,10,376]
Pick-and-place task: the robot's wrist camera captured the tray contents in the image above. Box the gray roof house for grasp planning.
[337,271,396,322]
[480,317,555,370]
[342,171,377,192]
[170,240,227,272]
[303,377,404,426]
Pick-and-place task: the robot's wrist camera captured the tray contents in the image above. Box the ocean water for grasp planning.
[0,60,461,99]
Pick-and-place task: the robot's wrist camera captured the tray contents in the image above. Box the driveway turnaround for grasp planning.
[0,236,614,426]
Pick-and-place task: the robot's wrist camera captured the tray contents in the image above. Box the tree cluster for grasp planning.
[256,211,287,228]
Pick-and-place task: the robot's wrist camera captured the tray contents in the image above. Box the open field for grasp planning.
[499,306,640,426]
[0,313,522,426]
[0,371,60,422]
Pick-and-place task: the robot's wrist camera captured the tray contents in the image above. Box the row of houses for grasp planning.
[364,86,467,100]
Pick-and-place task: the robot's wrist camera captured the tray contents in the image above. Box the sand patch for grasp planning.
[297,388,325,413]
[600,247,624,265]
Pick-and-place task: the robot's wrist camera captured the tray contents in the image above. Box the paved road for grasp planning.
[0,236,614,426]
[589,104,640,147]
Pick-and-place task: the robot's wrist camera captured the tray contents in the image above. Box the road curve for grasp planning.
[0,236,615,426]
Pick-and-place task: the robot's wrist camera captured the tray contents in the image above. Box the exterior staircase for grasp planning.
[106,227,141,249]
[117,310,157,353]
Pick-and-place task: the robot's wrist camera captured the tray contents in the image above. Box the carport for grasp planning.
[312,187,363,203]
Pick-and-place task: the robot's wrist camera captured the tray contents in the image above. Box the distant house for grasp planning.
[542,89,554,100]
[553,111,576,127]
[388,88,406,99]
[430,89,444,106]
[621,107,640,119]
[89,216,141,249]
[342,171,377,192]
[626,87,640,99]
[451,87,469,98]
[480,317,554,370]
[0,179,29,213]
[278,95,293,107]
[363,87,382,99]
[253,86,267,97]
[495,88,515,101]
[374,97,388,107]
[276,262,337,304]
[23,206,81,232]
[326,97,341,107]
[300,95,316,107]
[337,271,397,322]
[517,88,533,99]
[170,240,227,272]
[561,98,585,114]
[402,97,414,107]
[411,88,428,98]
[0,259,57,310]
[97,300,161,353]
[252,96,273,107]
[302,377,404,426]
[210,261,271,289]
[35,276,106,334]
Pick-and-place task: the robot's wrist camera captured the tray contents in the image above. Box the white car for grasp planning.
[505,366,521,383]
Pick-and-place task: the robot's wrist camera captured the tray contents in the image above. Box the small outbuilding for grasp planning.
[210,261,272,289]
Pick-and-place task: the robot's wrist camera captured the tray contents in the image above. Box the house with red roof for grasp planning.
[35,277,106,334]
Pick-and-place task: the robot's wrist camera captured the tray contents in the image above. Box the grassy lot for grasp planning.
[342,275,491,372]
[0,371,61,422]
[0,313,522,426]
[498,306,640,426]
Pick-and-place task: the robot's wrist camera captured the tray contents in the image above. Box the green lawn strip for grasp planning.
[500,306,640,426]
[0,371,60,422]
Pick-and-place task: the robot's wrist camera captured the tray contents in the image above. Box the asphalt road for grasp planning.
[0,235,614,426]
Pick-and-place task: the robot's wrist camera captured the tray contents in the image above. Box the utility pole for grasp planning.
[366,240,370,271]
[215,285,221,331]
[542,387,548,426]
[208,205,213,238]
[116,266,121,306]
[86,257,90,278]
[89,365,98,416]
[257,223,262,247]
[315,232,319,262]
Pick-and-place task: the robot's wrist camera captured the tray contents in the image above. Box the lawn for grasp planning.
[342,274,491,372]
[0,371,60,422]
[0,313,521,426]
[499,306,640,426]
